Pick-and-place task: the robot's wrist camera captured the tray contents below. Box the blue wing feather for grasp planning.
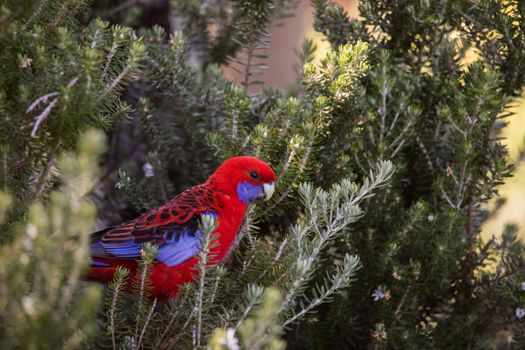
[105,243,142,258]
[156,227,202,266]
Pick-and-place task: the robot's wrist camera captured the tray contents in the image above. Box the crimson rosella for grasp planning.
[86,156,276,300]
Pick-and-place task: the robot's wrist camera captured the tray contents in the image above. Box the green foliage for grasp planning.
[209,288,285,350]
[170,0,281,70]
[303,0,525,348]
[237,289,286,350]
[0,1,145,228]
[105,266,129,350]
[0,129,105,349]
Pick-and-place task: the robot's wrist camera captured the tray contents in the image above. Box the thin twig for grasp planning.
[153,308,179,350]
[134,263,151,338]
[33,147,55,199]
[30,98,58,137]
[26,92,59,114]
[242,43,254,93]
[21,0,49,31]
[101,42,119,79]
[136,299,157,349]
[261,141,313,216]
[258,238,288,282]
[97,63,133,102]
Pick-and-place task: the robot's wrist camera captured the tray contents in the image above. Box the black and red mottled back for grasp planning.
[154,184,217,224]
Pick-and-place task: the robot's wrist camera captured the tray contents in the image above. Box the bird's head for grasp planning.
[208,156,276,204]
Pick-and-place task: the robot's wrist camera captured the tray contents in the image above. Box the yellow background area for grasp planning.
[483,97,525,240]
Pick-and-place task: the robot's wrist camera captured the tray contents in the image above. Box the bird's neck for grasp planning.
[208,180,249,263]
[206,174,243,204]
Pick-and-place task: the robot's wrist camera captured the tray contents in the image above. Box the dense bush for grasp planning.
[1,0,525,348]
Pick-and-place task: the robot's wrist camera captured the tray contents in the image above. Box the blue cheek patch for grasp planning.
[237,182,264,204]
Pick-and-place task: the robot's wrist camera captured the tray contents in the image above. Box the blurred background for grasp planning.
[90,0,525,240]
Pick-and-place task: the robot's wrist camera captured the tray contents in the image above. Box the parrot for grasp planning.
[86,156,276,300]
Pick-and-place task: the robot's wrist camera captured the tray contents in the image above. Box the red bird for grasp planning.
[87,156,276,300]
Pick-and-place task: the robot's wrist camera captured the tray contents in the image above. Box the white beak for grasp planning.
[263,182,275,201]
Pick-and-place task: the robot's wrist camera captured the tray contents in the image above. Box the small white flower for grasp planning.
[25,224,38,239]
[516,307,525,319]
[20,57,32,68]
[427,214,434,222]
[218,328,240,350]
[19,254,30,265]
[22,295,36,316]
[392,271,401,281]
[143,162,154,177]
[122,335,136,349]
[521,281,525,291]
[115,181,123,189]
[372,287,385,301]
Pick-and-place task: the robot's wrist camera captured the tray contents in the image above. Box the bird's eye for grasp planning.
[250,170,259,179]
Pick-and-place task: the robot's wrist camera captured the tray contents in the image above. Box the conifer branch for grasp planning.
[133,244,157,341]
[26,92,59,114]
[32,147,55,200]
[195,213,218,347]
[278,161,393,321]
[101,42,119,80]
[235,285,265,330]
[21,0,49,31]
[28,77,78,138]
[30,98,57,137]
[108,267,129,350]
[51,1,72,28]
[258,238,288,282]
[154,308,180,350]
[97,42,145,103]
[283,254,360,327]
[136,298,157,349]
